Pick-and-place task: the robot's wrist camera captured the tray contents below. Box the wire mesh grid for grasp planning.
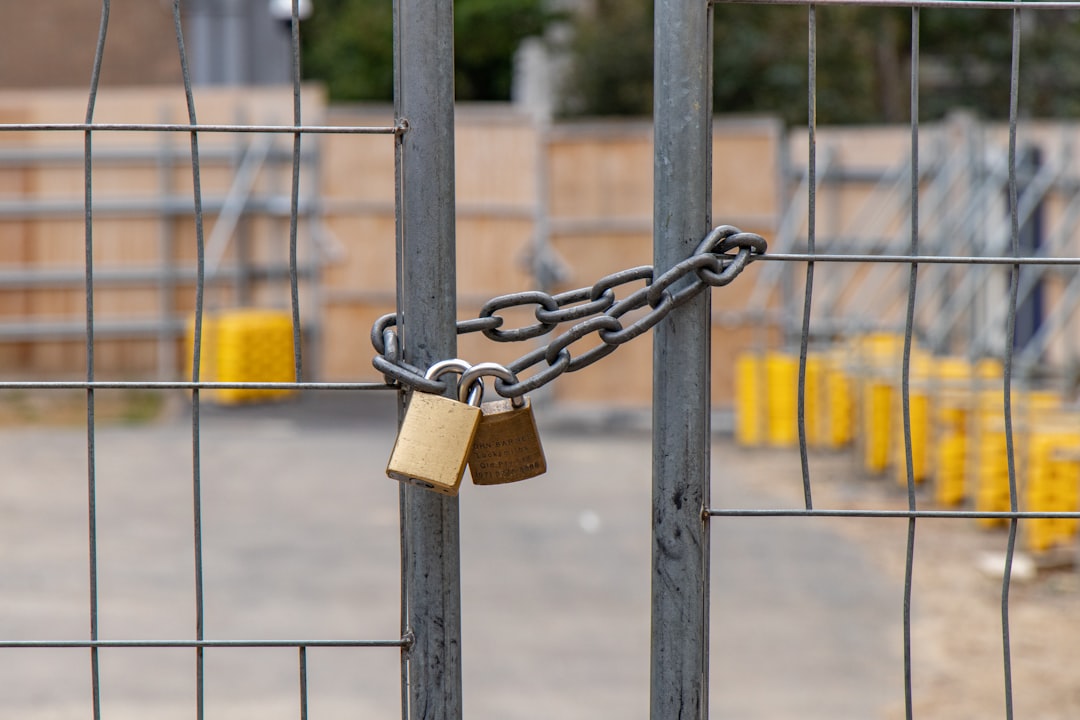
[5,0,1080,718]
[0,2,405,719]
[705,1,1080,718]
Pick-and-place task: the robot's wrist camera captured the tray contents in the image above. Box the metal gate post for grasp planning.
[651,0,712,718]
[394,0,463,718]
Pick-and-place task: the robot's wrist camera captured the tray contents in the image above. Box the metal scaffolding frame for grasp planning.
[0,120,325,379]
[749,113,1080,386]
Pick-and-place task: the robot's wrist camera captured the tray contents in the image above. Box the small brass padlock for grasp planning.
[386,359,484,496]
[458,362,547,485]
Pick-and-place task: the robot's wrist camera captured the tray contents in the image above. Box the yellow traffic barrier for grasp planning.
[932,357,975,508]
[1051,450,1080,541]
[824,353,854,448]
[853,333,905,475]
[862,379,892,474]
[734,350,844,450]
[187,309,297,404]
[804,352,824,447]
[893,353,934,487]
[972,388,1019,524]
[1027,430,1058,551]
[973,389,1062,528]
[895,388,931,485]
[974,391,1012,526]
[966,357,1005,510]
[937,404,969,507]
[735,352,765,447]
[1024,418,1080,552]
[1021,391,1061,424]
[765,351,798,447]
[974,357,1004,381]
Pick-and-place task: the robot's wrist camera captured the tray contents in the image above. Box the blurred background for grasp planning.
[2,1,1080,718]
[5,1,1080,403]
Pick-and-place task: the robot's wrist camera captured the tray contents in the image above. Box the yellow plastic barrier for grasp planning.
[932,357,974,507]
[974,357,1004,381]
[734,350,842,450]
[735,352,764,447]
[1051,451,1080,540]
[187,309,297,404]
[825,354,854,448]
[972,390,1063,528]
[1024,420,1080,552]
[974,392,1011,526]
[894,389,931,485]
[765,351,798,447]
[804,353,824,447]
[967,359,1004,507]
[854,334,905,475]
[892,353,933,487]
[862,379,892,474]
[937,433,967,506]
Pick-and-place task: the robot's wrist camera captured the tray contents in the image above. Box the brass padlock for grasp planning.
[386,359,484,496]
[458,362,547,485]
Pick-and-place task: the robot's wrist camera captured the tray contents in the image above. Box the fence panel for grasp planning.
[703,1,1080,718]
[5,1,1080,719]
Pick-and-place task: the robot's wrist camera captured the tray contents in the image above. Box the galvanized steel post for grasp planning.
[651,0,712,717]
[394,0,463,717]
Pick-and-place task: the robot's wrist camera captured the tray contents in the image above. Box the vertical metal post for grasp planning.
[394,0,463,717]
[651,0,711,718]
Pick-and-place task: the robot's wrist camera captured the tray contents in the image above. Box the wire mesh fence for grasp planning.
[709,1,1080,718]
[3,0,1080,718]
[0,2,404,719]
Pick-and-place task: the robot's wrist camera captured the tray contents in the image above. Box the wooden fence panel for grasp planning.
[0,92,787,407]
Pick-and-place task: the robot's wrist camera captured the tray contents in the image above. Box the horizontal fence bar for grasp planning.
[0,196,319,219]
[0,315,317,342]
[0,639,407,649]
[0,381,392,391]
[0,266,314,288]
[713,0,1080,9]
[0,319,186,340]
[0,123,400,135]
[708,508,1080,519]
[0,147,314,166]
[757,253,1080,266]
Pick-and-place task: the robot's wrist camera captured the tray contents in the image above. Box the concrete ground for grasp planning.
[0,391,907,719]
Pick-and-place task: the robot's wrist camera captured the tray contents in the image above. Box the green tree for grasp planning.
[455,0,552,100]
[559,0,654,116]
[301,0,552,102]
[559,2,1080,123]
[919,9,1080,119]
[302,0,395,101]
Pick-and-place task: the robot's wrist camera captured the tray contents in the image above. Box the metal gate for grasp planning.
[2,0,1079,719]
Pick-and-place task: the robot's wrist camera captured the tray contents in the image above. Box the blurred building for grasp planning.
[0,0,295,89]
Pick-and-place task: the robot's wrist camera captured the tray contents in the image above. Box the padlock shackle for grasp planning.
[458,362,525,408]
[423,357,483,406]
[424,358,472,381]
[461,380,484,407]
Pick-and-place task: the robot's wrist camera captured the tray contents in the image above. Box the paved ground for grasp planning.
[1,391,909,718]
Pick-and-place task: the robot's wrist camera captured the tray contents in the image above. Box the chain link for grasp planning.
[371,224,766,397]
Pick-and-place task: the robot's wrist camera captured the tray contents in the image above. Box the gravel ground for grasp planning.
[0,391,1075,718]
[733,443,1080,720]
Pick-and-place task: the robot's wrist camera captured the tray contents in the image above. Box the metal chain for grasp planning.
[371,224,767,398]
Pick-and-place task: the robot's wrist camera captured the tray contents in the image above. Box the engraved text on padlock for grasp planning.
[459,362,547,485]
